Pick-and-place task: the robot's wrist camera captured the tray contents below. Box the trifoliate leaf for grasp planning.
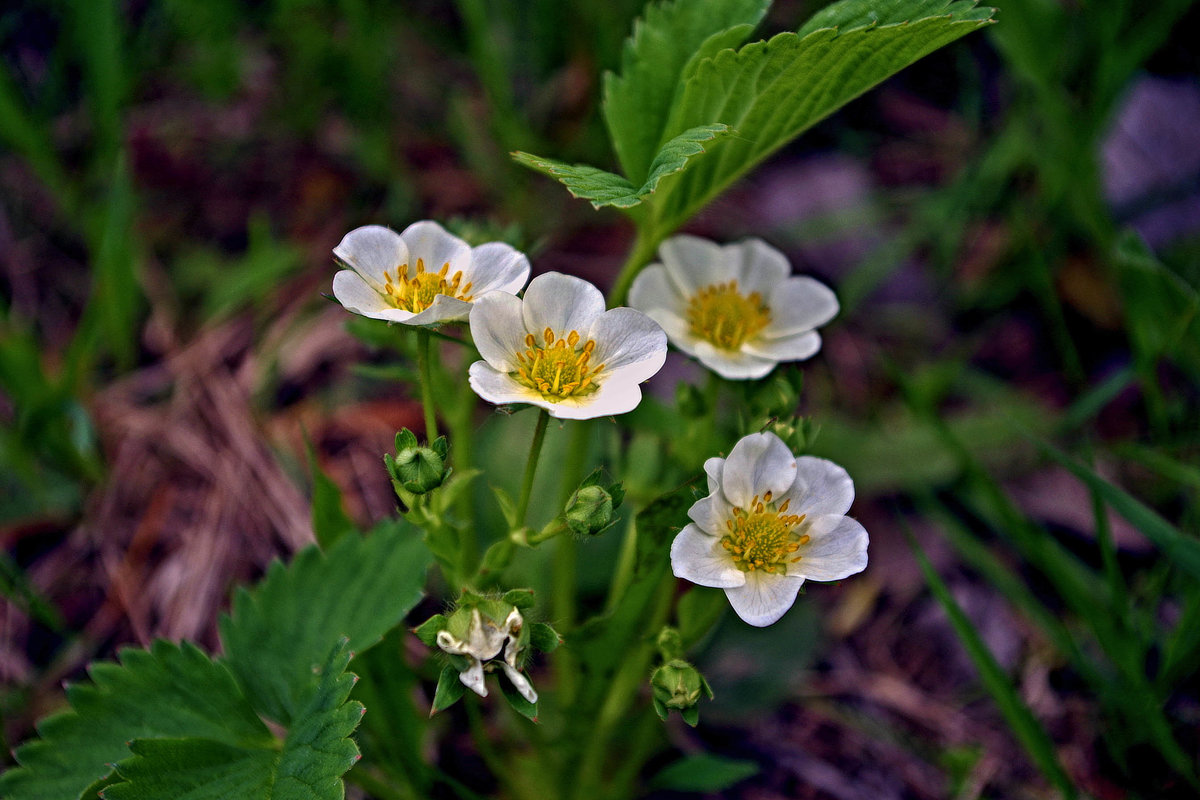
[102,641,362,800]
[647,0,995,232]
[220,521,431,725]
[0,641,271,800]
[602,0,770,182]
[512,124,732,210]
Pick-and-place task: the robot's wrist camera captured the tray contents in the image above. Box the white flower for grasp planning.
[629,235,839,380]
[468,272,668,420]
[332,221,530,325]
[435,607,538,703]
[670,432,868,627]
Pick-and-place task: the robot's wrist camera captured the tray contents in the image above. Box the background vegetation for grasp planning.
[2,0,1199,796]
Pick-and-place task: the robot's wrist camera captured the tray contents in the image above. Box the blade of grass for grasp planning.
[905,525,1076,798]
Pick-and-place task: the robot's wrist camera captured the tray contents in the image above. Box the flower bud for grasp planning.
[650,659,713,728]
[565,484,614,536]
[386,430,449,494]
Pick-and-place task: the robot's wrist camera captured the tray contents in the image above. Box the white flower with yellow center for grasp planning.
[629,235,839,380]
[468,272,667,420]
[671,432,868,627]
[332,221,530,325]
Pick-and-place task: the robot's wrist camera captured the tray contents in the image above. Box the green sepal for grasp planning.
[652,696,669,722]
[498,677,539,722]
[492,485,520,530]
[502,588,537,610]
[412,614,448,647]
[529,622,562,654]
[431,665,467,716]
[680,706,700,727]
[395,428,419,451]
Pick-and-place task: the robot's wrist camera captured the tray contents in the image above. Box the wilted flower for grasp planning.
[629,235,838,379]
[332,221,530,326]
[432,606,537,703]
[468,272,667,419]
[670,432,868,627]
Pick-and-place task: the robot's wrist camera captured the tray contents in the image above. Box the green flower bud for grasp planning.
[650,659,712,714]
[387,444,446,494]
[565,484,614,536]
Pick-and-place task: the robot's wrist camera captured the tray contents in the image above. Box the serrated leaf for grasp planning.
[0,641,271,800]
[648,1,995,232]
[513,124,731,210]
[102,641,362,800]
[221,522,431,725]
[602,0,770,182]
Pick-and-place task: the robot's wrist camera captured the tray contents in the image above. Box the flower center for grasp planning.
[513,327,605,402]
[381,257,475,313]
[686,280,771,350]
[720,492,808,574]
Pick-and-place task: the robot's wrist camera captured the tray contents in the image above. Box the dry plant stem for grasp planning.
[515,410,551,527]
[416,329,438,442]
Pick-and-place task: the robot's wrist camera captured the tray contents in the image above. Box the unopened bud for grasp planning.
[387,445,446,494]
[565,484,614,536]
[650,659,711,712]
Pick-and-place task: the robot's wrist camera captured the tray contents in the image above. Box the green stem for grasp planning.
[607,227,662,308]
[416,329,438,442]
[452,350,478,572]
[551,421,592,704]
[515,410,550,526]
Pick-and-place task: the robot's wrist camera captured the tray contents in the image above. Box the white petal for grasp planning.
[521,272,605,336]
[588,308,667,378]
[657,235,727,296]
[670,525,745,589]
[703,457,725,494]
[399,220,471,277]
[469,292,528,371]
[742,330,822,362]
[724,571,803,627]
[500,663,539,704]
[468,242,531,296]
[539,370,644,420]
[728,238,790,296]
[788,515,868,582]
[468,362,543,408]
[333,270,390,314]
[780,456,855,517]
[687,491,733,536]
[721,432,797,508]
[332,270,420,323]
[458,660,488,698]
[691,340,778,380]
[405,294,473,325]
[436,630,467,655]
[334,225,408,289]
[628,264,684,316]
[638,308,696,355]
[765,276,839,337]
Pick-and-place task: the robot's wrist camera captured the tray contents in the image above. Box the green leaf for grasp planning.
[648,0,995,232]
[1041,441,1200,584]
[431,665,467,715]
[221,522,431,725]
[306,437,356,549]
[649,754,758,792]
[102,641,362,800]
[907,531,1076,798]
[0,641,271,800]
[602,0,770,182]
[513,124,732,210]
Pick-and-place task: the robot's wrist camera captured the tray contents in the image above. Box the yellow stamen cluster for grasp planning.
[514,327,605,402]
[685,280,771,350]
[381,257,474,313]
[720,491,809,574]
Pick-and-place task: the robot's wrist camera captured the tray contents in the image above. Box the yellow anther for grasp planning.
[375,258,474,313]
[543,327,554,345]
[513,327,603,403]
[763,491,773,503]
[719,495,811,574]
[686,280,771,350]
[567,330,580,346]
